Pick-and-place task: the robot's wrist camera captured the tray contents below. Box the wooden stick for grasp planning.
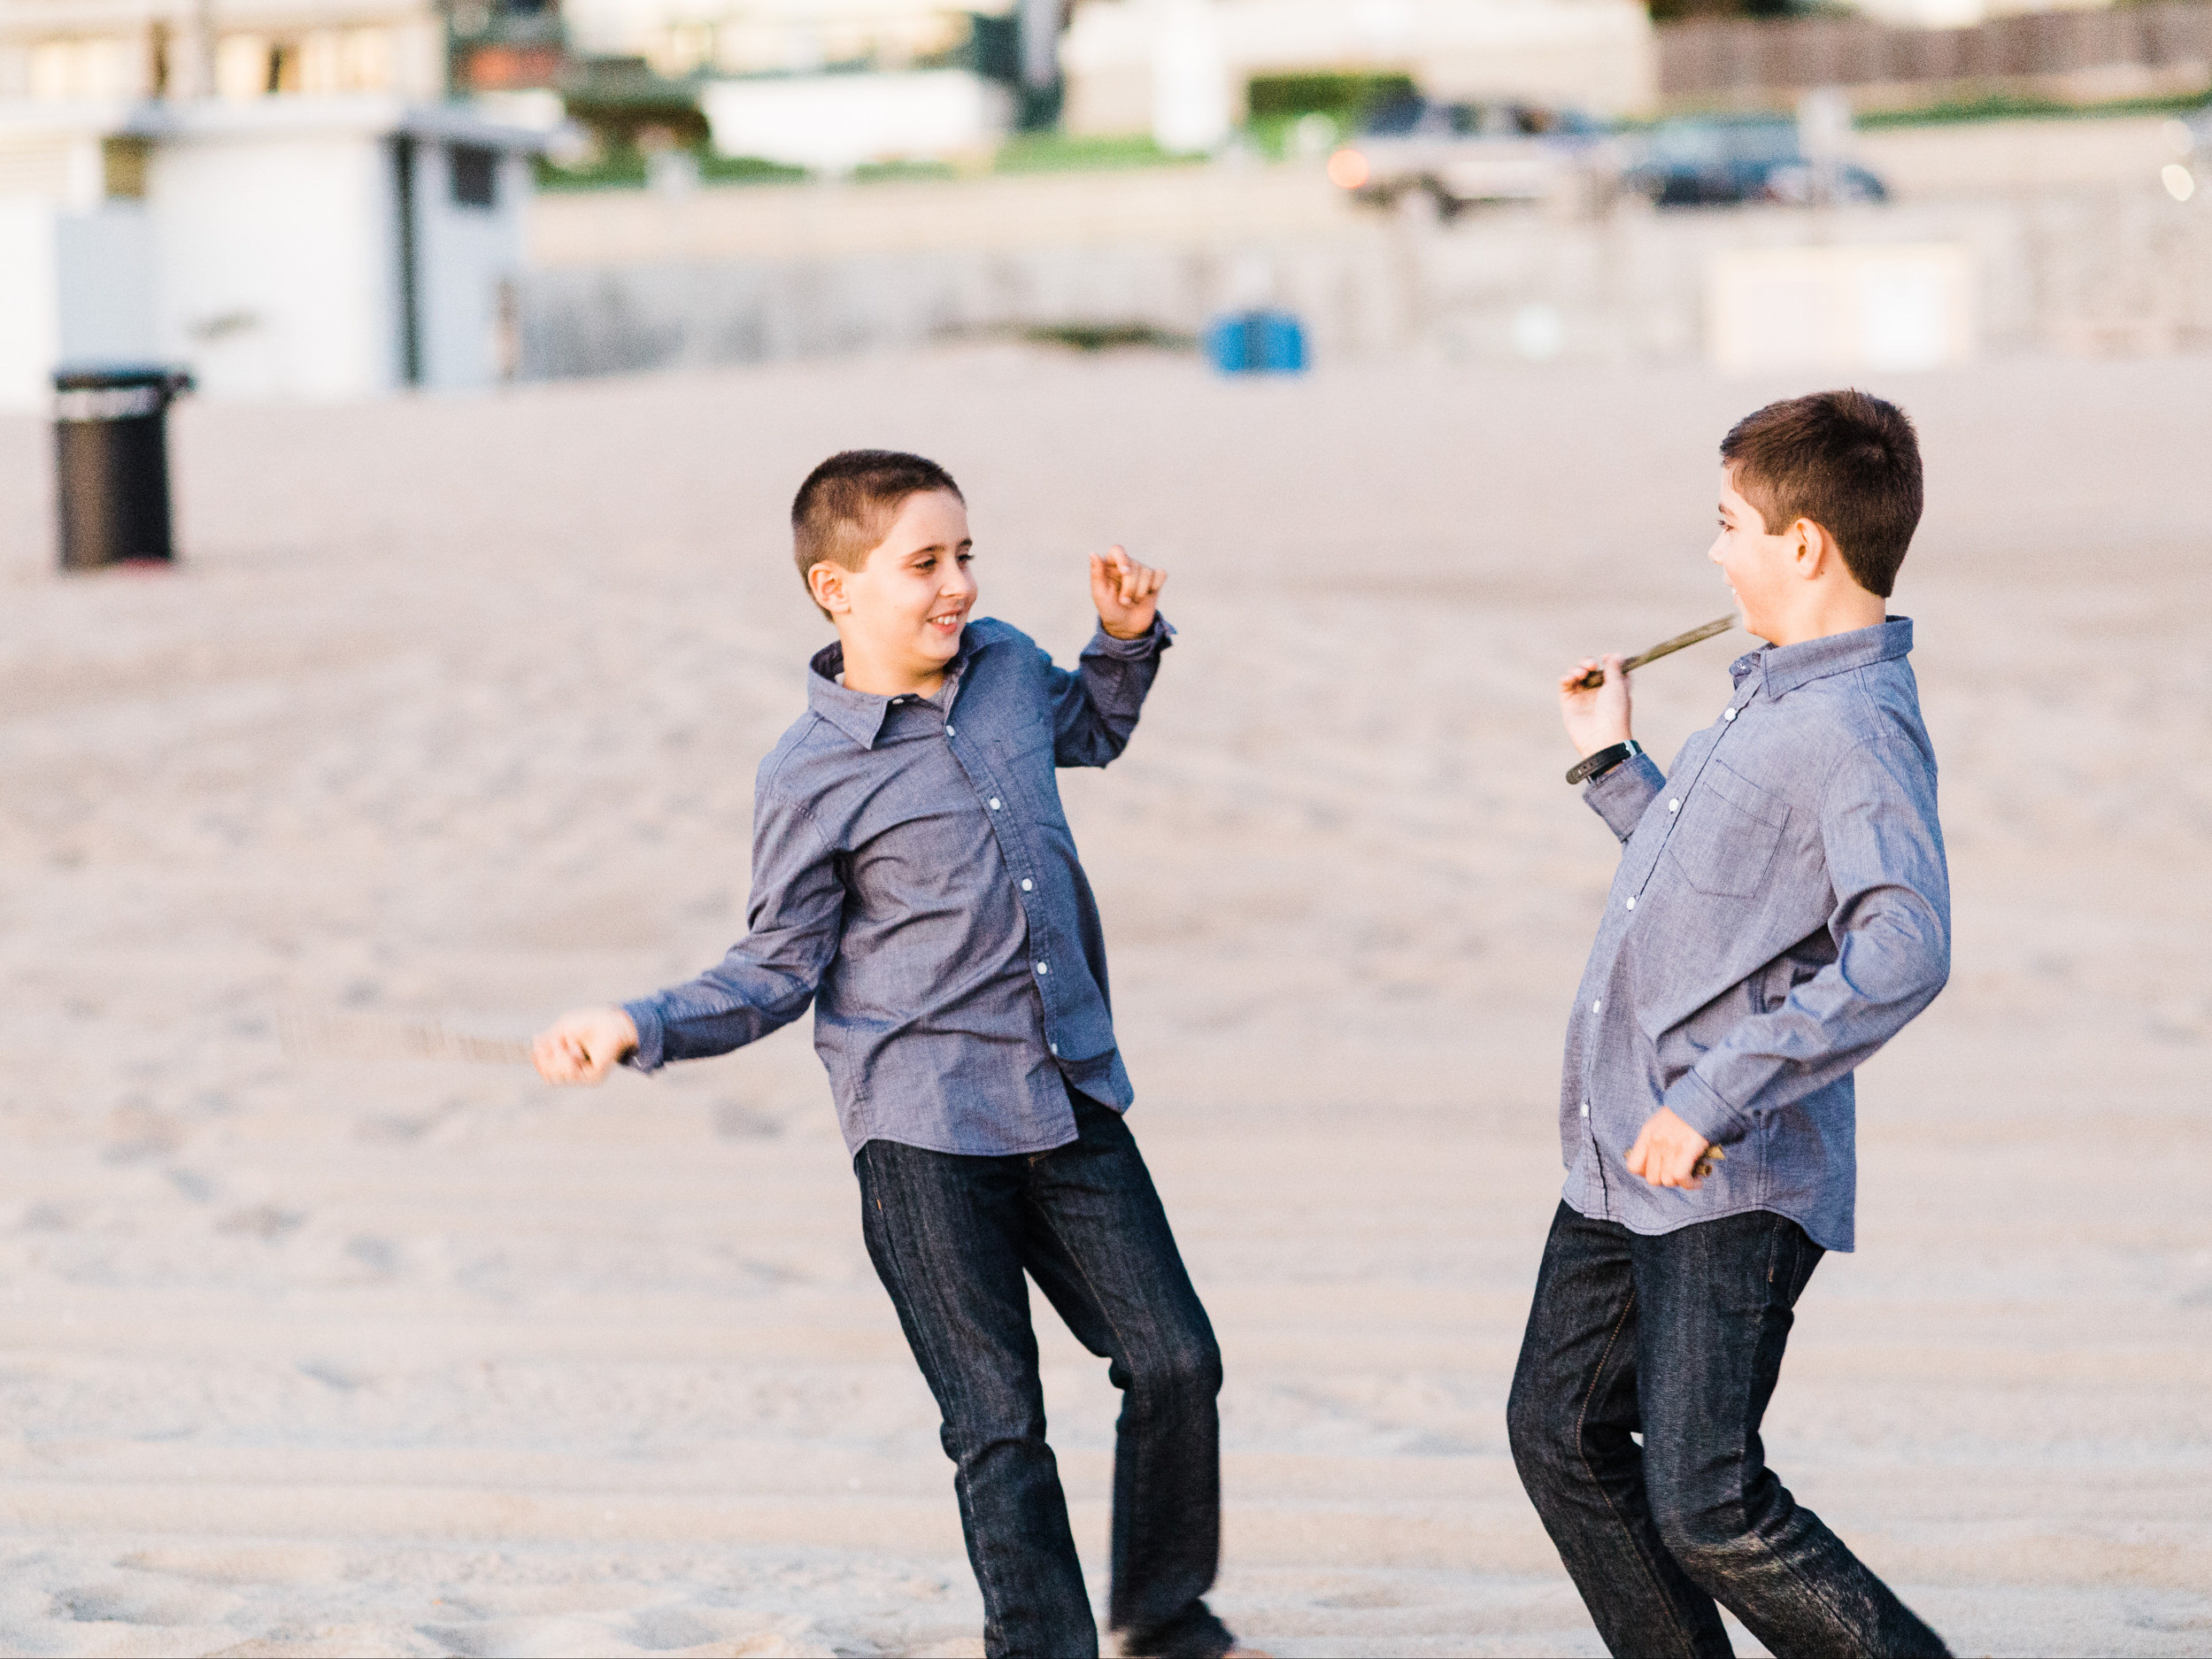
[1573,614,1737,691]
[279,1013,534,1067]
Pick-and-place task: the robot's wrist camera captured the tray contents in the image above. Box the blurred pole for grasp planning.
[1798,86,1850,212]
[1017,0,1063,129]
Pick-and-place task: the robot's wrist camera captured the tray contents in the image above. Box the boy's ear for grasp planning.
[807,560,851,614]
[1790,517,1836,582]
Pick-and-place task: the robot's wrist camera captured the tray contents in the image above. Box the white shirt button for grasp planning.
[1669,799,1680,813]
[945,725,956,737]
[989,798,1001,811]
[1625,897,1636,909]
[1035,961,1049,975]
[1050,1041,1059,1055]
[1021,878,1033,891]
[1723,707,1737,721]
[1581,1101,1591,1116]
[1592,1000,1601,1013]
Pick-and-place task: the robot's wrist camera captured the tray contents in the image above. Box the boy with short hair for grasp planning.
[1509,390,1954,1657]
[534,451,1250,1659]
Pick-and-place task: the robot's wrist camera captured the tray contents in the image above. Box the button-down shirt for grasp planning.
[623,615,1170,1157]
[1561,618,1949,1252]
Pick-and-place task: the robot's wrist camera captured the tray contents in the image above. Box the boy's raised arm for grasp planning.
[1047,546,1172,768]
[1561,653,1664,840]
[1656,732,1951,1150]
[533,785,845,1084]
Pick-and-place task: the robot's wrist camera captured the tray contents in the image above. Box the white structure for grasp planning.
[701,68,1010,170]
[0,98,537,407]
[0,0,444,104]
[1064,0,1660,141]
[1706,243,1977,374]
[561,0,1000,77]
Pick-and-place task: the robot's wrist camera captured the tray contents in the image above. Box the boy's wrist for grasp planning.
[1092,613,1171,649]
[1567,739,1643,786]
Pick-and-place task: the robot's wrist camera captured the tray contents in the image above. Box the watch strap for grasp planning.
[1566,739,1643,786]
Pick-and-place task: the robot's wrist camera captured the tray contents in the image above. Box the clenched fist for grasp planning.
[1091,545,1166,640]
[532,1006,639,1084]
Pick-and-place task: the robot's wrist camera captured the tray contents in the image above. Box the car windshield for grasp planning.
[1644,120,1800,166]
[1362,96,1427,136]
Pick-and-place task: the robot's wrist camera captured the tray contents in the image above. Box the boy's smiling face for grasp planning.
[1707,463,1799,644]
[810,488,977,697]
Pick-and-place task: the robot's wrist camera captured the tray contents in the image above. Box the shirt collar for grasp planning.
[1730,616,1913,698]
[806,635,971,749]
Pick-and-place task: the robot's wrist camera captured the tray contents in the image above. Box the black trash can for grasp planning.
[54,365,194,571]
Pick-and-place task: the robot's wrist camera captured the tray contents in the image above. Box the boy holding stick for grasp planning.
[1510,391,1954,1657]
[534,451,1251,1659]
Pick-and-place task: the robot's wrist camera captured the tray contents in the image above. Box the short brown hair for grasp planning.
[791,450,963,609]
[1720,390,1923,598]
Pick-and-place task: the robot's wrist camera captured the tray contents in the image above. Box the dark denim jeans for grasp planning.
[855,1092,1234,1659]
[1508,1203,1949,1659]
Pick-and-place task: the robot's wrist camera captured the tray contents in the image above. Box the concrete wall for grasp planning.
[518,178,2212,378]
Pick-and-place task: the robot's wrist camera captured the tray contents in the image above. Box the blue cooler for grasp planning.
[1206,310,1307,374]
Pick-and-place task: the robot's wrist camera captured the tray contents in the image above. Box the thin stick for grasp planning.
[280,1013,534,1067]
[1573,614,1737,691]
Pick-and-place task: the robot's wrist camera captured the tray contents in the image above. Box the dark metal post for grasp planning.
[393,134,423,386]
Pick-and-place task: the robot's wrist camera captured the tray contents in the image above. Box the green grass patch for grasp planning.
[534,149,807,190]
[1019,322,1198,352]
[1857,88,2211,127]
[1247,72,1416,121]
[852,158,960,183]
[992,131,1200,173]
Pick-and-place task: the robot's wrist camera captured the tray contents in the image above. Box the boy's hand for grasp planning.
[1092,545,1166,640]
[1561,652,1632,759]
[532,1006,638,1085]
[1625,1107,1713,1189]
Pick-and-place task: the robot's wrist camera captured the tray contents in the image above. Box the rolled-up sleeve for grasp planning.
[1584,751,1665,843]
[1048,616,1173,768]
[622,787,844,1073]
[1661,733,1951,1144]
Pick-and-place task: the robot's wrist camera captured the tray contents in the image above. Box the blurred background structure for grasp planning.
[4,0,2211,404]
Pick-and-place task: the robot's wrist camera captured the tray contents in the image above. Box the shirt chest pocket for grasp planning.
[1663,757,1791,898]
[992,719,1065,822]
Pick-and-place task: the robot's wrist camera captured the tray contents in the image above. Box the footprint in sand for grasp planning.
[117,1545,343,1586]
[50,1576,242,1626]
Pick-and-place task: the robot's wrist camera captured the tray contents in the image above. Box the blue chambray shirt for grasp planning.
[622,615,1169,1157]
[1562,618,1950,1252]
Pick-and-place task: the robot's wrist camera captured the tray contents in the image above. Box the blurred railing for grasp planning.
[1659,4,2212,105]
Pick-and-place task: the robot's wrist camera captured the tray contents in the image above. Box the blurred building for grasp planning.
[0,0,542,405]
[0,97,536,407]
[1064,0,1660,149]
[0,0,446,103]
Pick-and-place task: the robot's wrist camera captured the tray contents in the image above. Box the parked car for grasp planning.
[1623,116,1887,208]
[1326,94,1613,218]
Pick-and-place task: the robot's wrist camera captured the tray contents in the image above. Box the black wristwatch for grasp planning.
[1566,739,1643,786]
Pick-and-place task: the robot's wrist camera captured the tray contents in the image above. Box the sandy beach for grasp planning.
[0,347,2208,1656]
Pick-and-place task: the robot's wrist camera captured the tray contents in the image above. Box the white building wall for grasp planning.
[56,203,159,361]
[144,127,402,398]
[701,70,1012,170]
[0,197,59,406]
[412,142,530,389]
